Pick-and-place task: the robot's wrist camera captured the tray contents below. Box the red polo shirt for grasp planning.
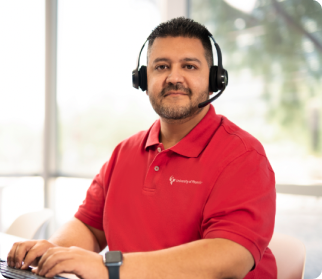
[75,105,277,278]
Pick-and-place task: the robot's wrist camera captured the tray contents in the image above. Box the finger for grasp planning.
[24,256,41,269]
[7,242,20,267]
[31,267,38,273]
[37,247,61,271]
[43,260,76,278]
[22,241,53,269]
[13,241,37,269]
[38,249,72,276]
[38,250,73,277]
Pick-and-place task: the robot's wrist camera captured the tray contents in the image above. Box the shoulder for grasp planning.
[206,115,273,173]
[218,115,267,157]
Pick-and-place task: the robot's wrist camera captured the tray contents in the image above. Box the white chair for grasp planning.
[268,233,306,279]
[5,209,54,239]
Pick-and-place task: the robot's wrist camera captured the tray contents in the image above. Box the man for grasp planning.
[8,18,276,279]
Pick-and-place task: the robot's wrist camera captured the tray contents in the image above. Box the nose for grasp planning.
[166,66,185,85]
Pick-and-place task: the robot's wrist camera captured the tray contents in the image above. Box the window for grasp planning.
[189,0,322,184]
[0,0,44,174]
[0,0,161,233]
[57,0,160,176]
[0,0,45,232]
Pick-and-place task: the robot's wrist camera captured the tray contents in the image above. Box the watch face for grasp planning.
[105,251,122,263]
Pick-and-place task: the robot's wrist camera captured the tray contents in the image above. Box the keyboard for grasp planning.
[0,259,67,279]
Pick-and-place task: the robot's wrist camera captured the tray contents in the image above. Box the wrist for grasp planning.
[98,255,109,279]
[104,251,123,279]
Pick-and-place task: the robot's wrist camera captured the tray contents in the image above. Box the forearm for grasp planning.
[48,218,101,252]
[120,238,254,279]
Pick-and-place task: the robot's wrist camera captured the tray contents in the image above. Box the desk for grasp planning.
[0,233,79,279]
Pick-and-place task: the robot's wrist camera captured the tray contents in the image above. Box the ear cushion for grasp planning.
[138,66,147,91]
[209,66,218,92]
[223,69,228,87]
[132,69,139,89]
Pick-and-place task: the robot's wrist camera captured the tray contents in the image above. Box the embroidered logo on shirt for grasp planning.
[169,176,202,185]
[170,176,176,185]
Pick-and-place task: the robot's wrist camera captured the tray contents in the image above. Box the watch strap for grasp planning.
[107,265,120,279]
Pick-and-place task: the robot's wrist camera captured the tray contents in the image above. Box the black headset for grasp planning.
[132,34,228,108]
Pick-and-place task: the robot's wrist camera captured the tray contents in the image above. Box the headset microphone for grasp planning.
[197,84,226,108]
[132,34,228,108]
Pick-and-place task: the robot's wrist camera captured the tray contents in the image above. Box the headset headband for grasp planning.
[136,39,148,72]
[134,36,221,73]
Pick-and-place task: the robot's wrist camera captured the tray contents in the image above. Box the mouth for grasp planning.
[164,91,189,97]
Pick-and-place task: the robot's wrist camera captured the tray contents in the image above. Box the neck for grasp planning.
[159,105,210,150]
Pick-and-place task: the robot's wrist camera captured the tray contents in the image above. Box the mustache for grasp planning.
[160,84,192,97]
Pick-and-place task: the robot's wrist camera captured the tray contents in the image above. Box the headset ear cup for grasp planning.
[217,69,225,91]
[209,66,218,92]
[216,68,228,91]
[138,66,147,91]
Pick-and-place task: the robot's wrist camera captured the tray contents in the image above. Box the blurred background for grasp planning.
[0,0,321,277]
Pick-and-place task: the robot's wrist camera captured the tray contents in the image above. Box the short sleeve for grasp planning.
[74,161,110,230]
[201,150,276,267]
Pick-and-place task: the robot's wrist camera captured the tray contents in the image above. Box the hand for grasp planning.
[7,240,57,269]
[33,246,108,279]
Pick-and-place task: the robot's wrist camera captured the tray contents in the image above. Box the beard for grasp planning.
[148,83,209,120]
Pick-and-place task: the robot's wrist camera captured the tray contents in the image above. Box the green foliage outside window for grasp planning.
[190,0,322,154]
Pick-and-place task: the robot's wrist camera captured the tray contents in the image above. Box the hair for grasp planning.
[147,17,214,67]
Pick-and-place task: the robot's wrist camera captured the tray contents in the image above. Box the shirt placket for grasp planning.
[143,144,166,194]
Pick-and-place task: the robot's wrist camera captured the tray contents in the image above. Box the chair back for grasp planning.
[268,233,306,279]
[5,209,54,239]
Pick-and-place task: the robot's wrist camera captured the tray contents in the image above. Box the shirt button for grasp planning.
[157,147,162,152]
[154,166,159,171]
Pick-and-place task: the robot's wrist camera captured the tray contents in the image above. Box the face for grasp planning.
[147,36,210,121]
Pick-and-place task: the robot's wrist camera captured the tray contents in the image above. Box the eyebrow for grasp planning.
[181,58,202,64]
[152,57,202,65]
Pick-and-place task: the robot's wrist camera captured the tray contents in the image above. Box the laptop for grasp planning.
[0,259,77,279]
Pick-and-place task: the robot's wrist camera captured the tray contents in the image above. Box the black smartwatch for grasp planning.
[104,251,123,279]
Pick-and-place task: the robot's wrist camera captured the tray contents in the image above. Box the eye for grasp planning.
[185,64,196,70]
[156,65,168,70]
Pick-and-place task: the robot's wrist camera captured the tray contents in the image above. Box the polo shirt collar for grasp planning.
[145,119,161,148]
[145,105,222,158]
